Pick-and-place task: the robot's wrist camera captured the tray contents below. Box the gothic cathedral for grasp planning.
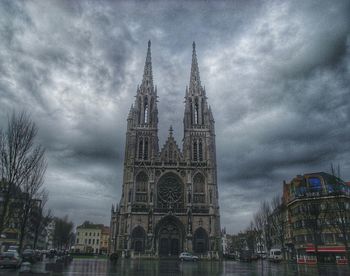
[110,41,221,259]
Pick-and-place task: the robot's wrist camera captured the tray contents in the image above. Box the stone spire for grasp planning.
[140,40,153,92]
[189,41,202,94]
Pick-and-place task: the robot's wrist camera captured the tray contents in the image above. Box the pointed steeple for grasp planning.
[141,40,154,92]
[169,125,173,137]
[189,41,202,94]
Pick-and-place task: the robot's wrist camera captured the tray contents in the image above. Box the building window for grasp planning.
[93,239,95,245]
[96,239,99,245]
[144,138,148,160]
[194,99,199,124]
[89,239,91,245]
[138,139,143,159]
[198,139,203,161]
[193,140,198,161]
[193,174,205,204]
[76,239,79,244]
[138,138,149,160]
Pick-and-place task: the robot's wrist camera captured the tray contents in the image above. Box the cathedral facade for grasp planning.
[110,41,221,259]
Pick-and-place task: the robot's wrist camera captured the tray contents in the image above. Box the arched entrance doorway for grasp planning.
[155,216,185,256]
[131,226,146,253]
[193,227,208,254]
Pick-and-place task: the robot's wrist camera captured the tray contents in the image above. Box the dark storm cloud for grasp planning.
[0,0,349,233]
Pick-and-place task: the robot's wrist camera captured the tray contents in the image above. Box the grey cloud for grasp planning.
[0,0,349,233]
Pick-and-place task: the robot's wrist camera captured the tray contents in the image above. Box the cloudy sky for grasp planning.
[0,0,349,233]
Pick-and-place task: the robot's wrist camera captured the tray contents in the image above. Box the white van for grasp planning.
[269,249,283,262]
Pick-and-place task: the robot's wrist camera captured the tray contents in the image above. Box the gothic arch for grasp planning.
[193,173,205,203]
[135,171,148,202]
[131,226,146,252]
[193,227,208,254]
[155,215,185,256]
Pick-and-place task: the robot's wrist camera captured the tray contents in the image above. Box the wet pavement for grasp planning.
[1,258,350,275]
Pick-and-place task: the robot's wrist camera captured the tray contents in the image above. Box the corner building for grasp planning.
[110,41,221,259]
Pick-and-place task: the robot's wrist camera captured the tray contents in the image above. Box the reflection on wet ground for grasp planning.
[1,258,350,275]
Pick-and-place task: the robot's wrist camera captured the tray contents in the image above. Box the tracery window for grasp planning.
[193,174,205,203]
[157,174,183,209]
[135,172,148,202]
[193,140,198,161]
[194,99,199,124]
[198,139,203,161]
[138,137,149,160]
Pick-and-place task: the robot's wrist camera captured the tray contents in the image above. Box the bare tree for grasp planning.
[269,195,287,259]
[254,201,271,255]
[326,170,350,266]
[17,151,47,251]
[328,198,350,265]
[0,112,46,237]
[33,191,52,250]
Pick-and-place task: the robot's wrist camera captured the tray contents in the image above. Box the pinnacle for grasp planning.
[189,41,201,93]
[169,125,173,137]
[141,40,153,91]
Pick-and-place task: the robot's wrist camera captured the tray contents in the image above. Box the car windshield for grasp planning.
[274,251,281,255]
[23,249,33,253]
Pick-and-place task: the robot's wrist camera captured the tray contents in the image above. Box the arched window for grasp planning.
[144,98,148,124]
[138,137,149,160]
[136,172,148,192]
[138,139,143,160]
[193,174,205,203]
[198,139,203,161]
[189,98,193,125]
[194,99,199,124]
[135,172,148,202]
[144,138,148,160]
[138,98,142,124]
[193,140,198,161]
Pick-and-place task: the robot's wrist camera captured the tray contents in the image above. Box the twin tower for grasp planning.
[110,41,221,259]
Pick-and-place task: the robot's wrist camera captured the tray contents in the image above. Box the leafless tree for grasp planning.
[326,169,350,266]
[269,195,287,259]
[254,201,271,255]
[33,191,52,250]
[0,112,46,237]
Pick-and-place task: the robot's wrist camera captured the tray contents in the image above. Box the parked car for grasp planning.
[22,249,37,263]
[7,245,19,253]
[179,252,199,262]
[0,251,22,268]
[268,249,282,262]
